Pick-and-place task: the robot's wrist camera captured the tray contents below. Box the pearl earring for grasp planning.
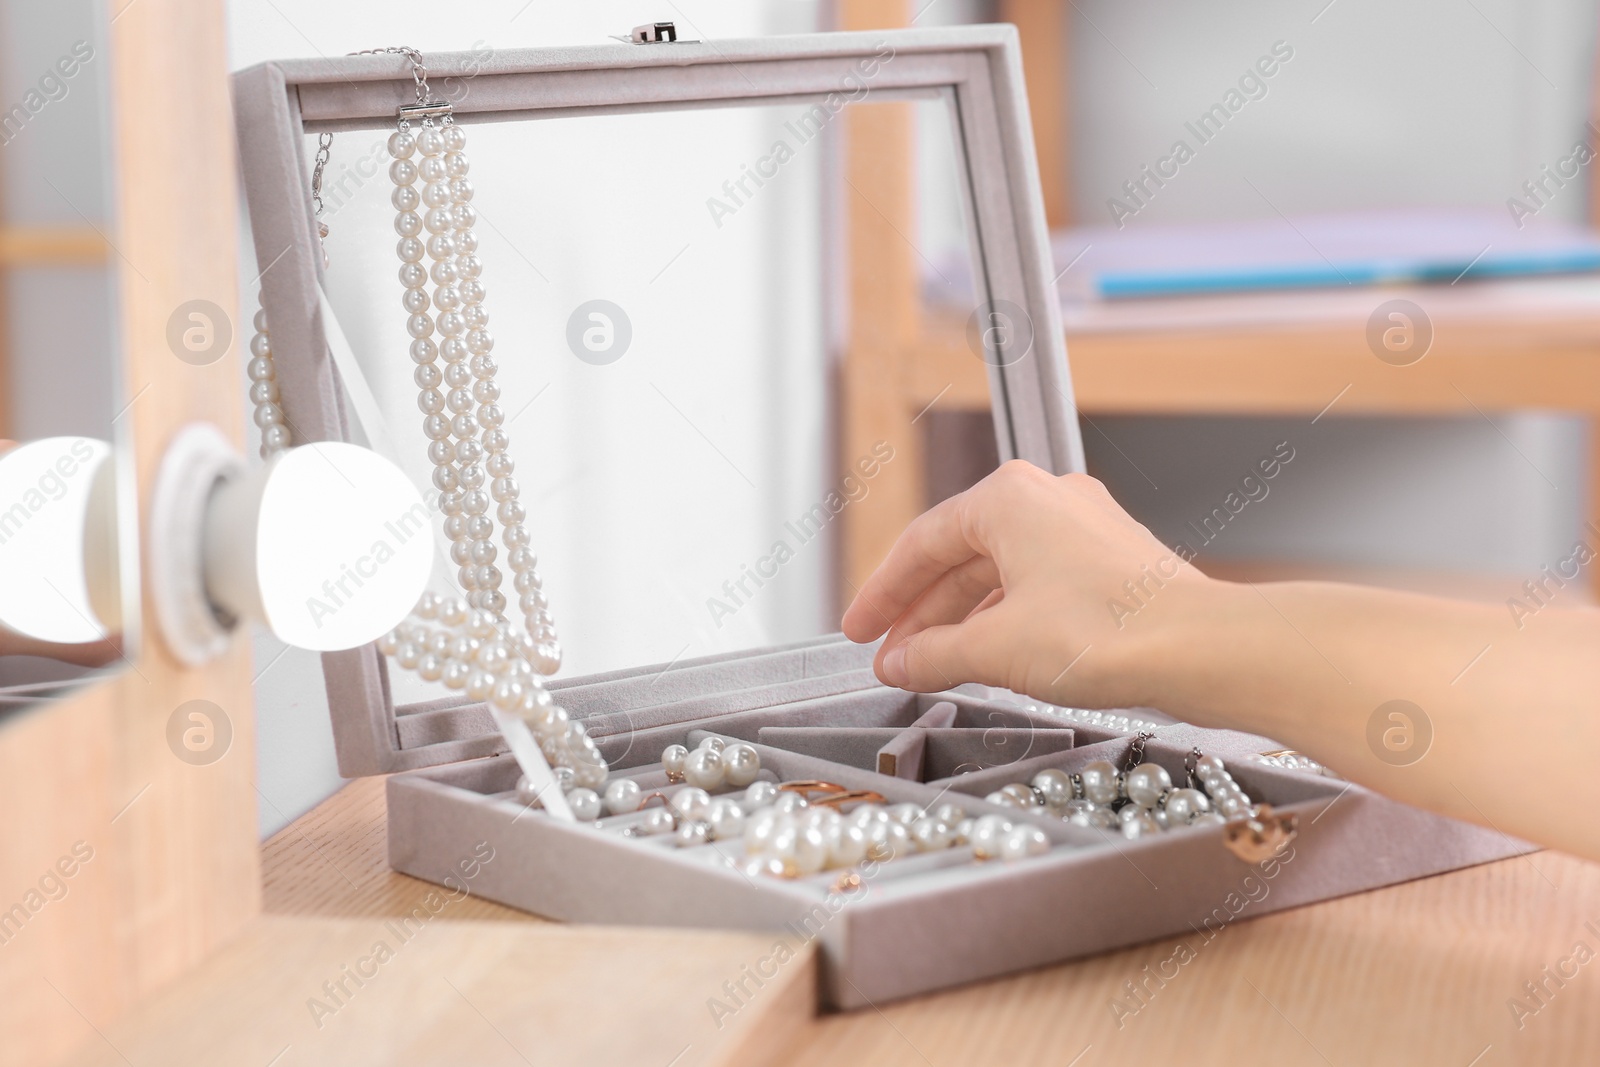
[658,737,762,790]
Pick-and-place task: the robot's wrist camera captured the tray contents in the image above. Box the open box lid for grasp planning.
[233,25,1085,778]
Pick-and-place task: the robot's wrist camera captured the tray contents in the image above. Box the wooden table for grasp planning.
[67,774,1600,1066]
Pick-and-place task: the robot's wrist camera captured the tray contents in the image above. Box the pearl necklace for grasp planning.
[985,736,1247,840]
[245,48,608,798]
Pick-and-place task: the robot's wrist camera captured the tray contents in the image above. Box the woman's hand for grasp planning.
[841,460,1215,709]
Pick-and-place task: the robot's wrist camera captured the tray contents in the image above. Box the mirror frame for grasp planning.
[0,1,259,1061]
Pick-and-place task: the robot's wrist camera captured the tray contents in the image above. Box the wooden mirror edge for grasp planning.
[0,2,260,1064]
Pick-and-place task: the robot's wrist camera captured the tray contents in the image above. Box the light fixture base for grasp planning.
[150,423,243,667]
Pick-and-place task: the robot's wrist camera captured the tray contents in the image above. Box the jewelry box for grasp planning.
[233,27,1530,1009]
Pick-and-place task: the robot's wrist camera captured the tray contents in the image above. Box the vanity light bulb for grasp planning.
[0,437,116,644]
[203,441,432,652]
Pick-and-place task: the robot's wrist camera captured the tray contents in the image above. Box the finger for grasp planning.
[965,587,1004,621]
[877,610,1010,693]
[875,554,1000,662]
[841,491,985,642]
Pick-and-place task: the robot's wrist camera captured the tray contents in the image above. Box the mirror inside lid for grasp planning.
[235,28,1081,775]
[304,32,1064,706]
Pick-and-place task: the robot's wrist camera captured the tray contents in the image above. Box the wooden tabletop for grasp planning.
[72,774,1600,1066]
[249,776,1600,1067]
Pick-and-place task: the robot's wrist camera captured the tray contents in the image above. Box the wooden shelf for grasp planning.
[0,225,109,268]
[912,277,1600,416]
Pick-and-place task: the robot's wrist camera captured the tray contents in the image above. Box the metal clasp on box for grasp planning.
[398,100,454,122]
[615,21,697,44]
[633,21,677,42]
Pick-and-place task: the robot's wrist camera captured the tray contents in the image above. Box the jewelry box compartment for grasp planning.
[386,657,1531,1009]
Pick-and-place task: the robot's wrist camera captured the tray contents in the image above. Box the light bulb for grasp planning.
[204,441,432,652]
[0,437,115,644]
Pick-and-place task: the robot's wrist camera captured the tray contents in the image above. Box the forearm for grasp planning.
[1145,579,1600,859]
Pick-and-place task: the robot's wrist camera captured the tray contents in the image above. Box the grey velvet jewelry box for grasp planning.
[233,27,1531,1009]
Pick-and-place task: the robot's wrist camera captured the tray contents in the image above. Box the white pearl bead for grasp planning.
[637,809,676,836]
[866,820,911,861]
[1000,824,1050,860]
[721,744,760,787]
[985,790,1021,810]
[416,127,446,157]
[1124,762,1172,809]
[603,778,641,816]
[566,788,602,821]
[969,815,1013,859]
[661,744,688,779]
[1163,787,1209,825]
[743,808,787,853]
[826,823,869,867]
[1000,784,1040,809]
[771,792,808,815]
[1079,760,1119,805]
[514,774,545,808]
[792,826,828,875]
[910,818,952,852]
[706,799,745,841]
[847,803,886,829]
[742,781,779,810]
[670,787,711,822]
[883,803,920,825]
[251,403,285,427]
[1121,812,1161,839]
[682,748,725,790]
[1030,769,1073,809]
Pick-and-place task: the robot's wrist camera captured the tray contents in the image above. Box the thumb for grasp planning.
[877,616,1005,693]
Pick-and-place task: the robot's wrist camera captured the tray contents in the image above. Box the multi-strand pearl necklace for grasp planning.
[985,738,1246,840]
[245,52,609,797]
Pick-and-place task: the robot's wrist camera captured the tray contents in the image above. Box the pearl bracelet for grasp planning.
[984,734,1251,840]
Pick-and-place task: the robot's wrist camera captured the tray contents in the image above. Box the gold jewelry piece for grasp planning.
[813,789,887,808]
[1223,803,1298,863]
